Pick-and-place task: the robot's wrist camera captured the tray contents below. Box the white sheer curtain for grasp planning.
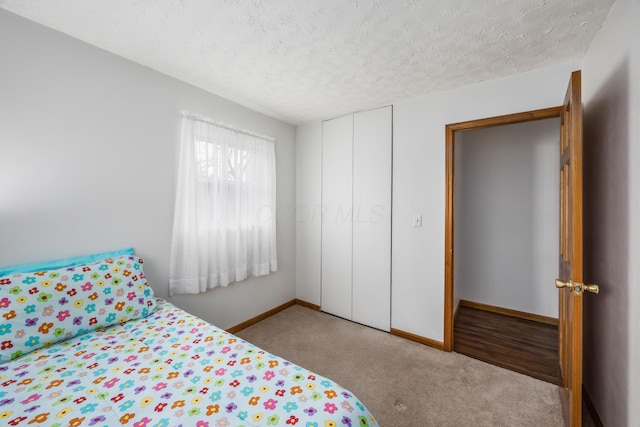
[169,113,277,295]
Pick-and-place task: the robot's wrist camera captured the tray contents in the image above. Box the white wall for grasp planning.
[391,61,577,341]
[0,10,297,330]
[454,119,559,318]
[581,0,639,424]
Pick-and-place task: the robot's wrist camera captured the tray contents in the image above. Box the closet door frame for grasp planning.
[321,106,392,331]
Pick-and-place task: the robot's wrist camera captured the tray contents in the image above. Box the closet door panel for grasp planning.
[321,115,353,320]
[352,106,392,331]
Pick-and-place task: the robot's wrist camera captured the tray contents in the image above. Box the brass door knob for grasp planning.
[555,279,599,294]
[582,283,600,294]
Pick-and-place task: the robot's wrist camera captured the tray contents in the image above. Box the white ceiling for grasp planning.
[1,0,615,125]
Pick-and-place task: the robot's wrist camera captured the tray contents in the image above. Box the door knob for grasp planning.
[555,279,599,294]
[582,283,599,294]
[555,279,572,289]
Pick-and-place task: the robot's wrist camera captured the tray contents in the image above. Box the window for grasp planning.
[169,113,277,295]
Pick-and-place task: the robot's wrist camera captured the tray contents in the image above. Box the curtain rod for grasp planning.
[181,111,276,143]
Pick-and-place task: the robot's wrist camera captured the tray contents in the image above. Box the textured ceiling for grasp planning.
[1,0,615,125]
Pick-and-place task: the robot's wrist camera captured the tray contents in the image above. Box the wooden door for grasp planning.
[557,70,598,427]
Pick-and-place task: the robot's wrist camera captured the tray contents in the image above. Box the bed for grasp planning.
[0,251,377,427]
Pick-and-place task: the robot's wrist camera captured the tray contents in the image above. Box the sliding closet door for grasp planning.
[352,106,392,331]
[321,115,353,320]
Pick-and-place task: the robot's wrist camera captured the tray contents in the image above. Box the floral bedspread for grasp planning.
[0,299,377,427]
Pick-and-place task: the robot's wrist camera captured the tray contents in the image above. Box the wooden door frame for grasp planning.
[443,106,563,351]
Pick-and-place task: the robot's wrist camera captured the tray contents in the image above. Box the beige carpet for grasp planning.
[235,305,564,427]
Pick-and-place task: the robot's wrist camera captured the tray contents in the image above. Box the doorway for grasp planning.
[450,116,561,383]
[443,107,562,353]
[445,109,560,383]
[454,119,560,316]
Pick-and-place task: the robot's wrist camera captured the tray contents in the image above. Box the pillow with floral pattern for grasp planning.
[0,255,156,363]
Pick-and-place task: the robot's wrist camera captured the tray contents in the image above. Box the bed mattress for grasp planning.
[0,298,377,427]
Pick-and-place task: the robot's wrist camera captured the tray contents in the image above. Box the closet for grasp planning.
[321,106,392,331]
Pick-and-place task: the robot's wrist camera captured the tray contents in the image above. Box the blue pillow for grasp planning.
[0,248,134,276]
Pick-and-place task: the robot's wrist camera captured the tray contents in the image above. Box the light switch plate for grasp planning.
[413,214,422,227]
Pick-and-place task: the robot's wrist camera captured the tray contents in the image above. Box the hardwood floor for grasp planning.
[453,304,559,385]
